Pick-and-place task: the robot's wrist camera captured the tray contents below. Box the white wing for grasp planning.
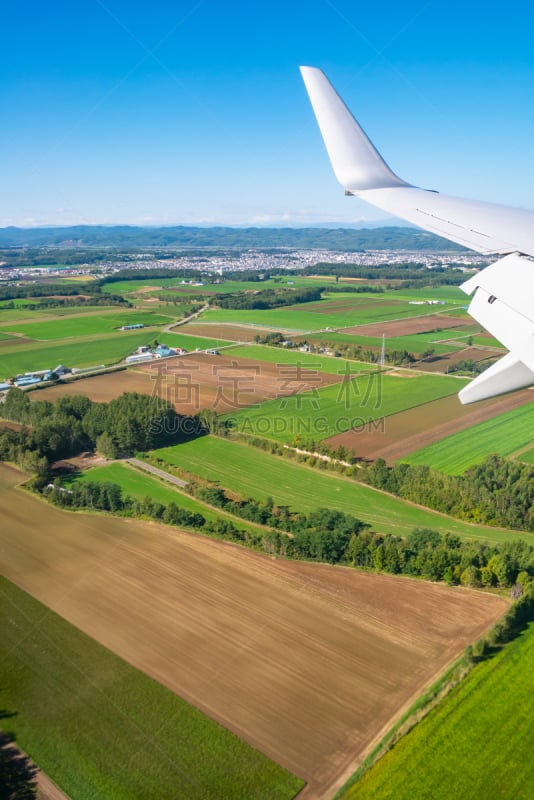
[300,66,534,404]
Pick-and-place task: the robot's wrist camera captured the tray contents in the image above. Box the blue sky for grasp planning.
[2,0,534,227]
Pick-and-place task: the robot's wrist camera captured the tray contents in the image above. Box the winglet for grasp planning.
[458,353,534,404]
[300,66,410,192]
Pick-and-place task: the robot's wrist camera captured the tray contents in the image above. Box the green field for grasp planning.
[0,330,155,377]
[340,622,534,800]
[201,297,459,333]
[68,461,270,534]
[101,275,328,296]
[471,335,506,348]
[67,461,211,511]
[385,286,469,303]
[0,576,303,800]
[224,373,466,443]
[2,310,175,340]
[151,436,533,544]
[402,403,534,474]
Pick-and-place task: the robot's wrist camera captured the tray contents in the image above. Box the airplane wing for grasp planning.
[300,65,534,404]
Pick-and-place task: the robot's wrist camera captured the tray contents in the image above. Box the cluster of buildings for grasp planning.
[0,364,71,392]
[0,247,490,287]
[125,343,189,364]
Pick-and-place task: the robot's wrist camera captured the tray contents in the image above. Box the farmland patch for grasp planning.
[345,314,473,337]
[0,464,508,800]
[341,622,534,800]
[402,402,534,474]
[224,372,465,443]
[0,574,301,800]
[325,389,534,463]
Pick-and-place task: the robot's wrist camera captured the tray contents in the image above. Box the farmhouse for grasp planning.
[155,345,177,358]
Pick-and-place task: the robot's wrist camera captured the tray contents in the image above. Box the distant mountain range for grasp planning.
[0,225,466,251]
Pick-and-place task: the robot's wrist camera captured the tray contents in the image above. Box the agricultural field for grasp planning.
[65,460,270,535]
[413,346,497,374]
[133,352,343,415]
[340,622,534,800]
[347,313,473,338]
[384,286,469,303]
[223,372,467,443]
[225,344,374,374]
[177,321,278,342]
[65,460,210,511]
[35,351,343,414]
[100,275,329,298]
[0,464,508,800]
[201,294,463,333]
[151,436,534,545]
[334,331,462,357]
[325,389,534,463]
[0,310,175,340]
[162,330,233,351]
[402,401,534,474]
[0,330,156,377]
[0,576,301,800]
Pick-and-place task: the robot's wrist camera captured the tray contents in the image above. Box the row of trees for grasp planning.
[185,476,534,588]
[1,294,129,311]
[212,285,323,310]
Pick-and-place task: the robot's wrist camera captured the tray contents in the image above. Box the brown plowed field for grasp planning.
[325,388,534,462]
[35,353,342,415]
[342,314,472,337]
[0,465,509,800]
[177,321,278,341]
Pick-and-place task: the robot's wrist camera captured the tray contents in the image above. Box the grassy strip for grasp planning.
[402,403,534,474]
[4,311,175,340]
[151,436,533,545]
[338,621,534,800]
[0,576,304,800]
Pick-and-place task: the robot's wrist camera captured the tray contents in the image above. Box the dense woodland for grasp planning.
[0,389,201,476]
[361,456,534,532]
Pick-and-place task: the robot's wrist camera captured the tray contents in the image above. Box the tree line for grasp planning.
[212,285,323,310]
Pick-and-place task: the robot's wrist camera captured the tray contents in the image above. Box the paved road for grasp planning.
[126,458,188,488]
